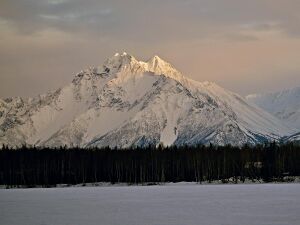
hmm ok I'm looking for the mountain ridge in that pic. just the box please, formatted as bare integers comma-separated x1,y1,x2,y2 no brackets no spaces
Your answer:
246,87,300,130
0,53,293,148
246,87,300,142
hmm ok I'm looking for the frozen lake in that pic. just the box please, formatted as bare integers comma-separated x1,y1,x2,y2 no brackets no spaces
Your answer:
0,183,299,225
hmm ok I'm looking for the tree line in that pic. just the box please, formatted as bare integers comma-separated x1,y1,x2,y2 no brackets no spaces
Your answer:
0,142,299,187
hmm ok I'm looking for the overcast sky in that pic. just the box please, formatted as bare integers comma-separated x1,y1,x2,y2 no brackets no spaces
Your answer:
0,0,300,97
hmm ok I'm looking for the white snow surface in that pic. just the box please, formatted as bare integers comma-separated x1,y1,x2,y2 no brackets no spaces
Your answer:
0,53,293,148
0,184,300,225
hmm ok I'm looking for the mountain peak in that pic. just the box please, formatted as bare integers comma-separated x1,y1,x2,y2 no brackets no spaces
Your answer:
99,53,186,82
147,55,170,68
0,52,294,148
114,52,130,57
110,51,135,61
145,55,187,82
101,52,138,74
150,55,163,61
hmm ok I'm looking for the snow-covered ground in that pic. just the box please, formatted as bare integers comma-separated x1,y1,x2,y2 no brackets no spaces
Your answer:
0,184,299,225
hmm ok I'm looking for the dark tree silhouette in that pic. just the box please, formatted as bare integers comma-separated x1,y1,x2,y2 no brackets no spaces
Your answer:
0,142,299,187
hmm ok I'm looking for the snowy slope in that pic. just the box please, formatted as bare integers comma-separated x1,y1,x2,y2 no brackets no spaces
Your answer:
282,132,300,142
246,87,300,130
0,53,293,148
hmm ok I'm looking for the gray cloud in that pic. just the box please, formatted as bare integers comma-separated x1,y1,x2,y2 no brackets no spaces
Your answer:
0,0,300,97
1,0,299,39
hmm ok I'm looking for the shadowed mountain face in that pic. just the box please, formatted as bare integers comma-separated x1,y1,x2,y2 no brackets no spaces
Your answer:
0,53,293,148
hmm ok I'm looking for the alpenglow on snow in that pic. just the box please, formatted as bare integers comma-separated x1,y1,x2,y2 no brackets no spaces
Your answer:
0,53,293,148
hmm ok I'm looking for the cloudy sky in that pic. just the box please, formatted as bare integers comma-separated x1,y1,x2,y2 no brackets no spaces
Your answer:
0,0,300,97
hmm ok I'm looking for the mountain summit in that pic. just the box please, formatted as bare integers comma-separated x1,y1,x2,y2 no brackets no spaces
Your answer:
0,53,293,148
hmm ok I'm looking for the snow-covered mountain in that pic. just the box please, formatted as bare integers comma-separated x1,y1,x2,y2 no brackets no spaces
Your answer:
246,87,300,130
282,132,300,143
246,87,300,142
0,53,293,148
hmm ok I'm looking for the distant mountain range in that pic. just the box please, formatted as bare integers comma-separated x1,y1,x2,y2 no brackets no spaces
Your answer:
246,87,300,142
246,87,300,129
0,53,297,148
